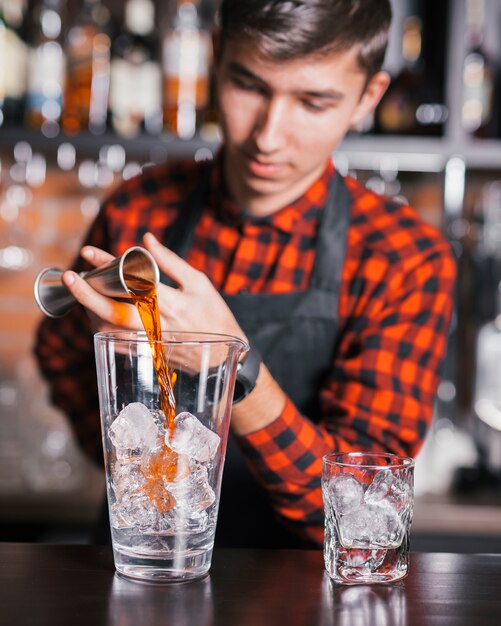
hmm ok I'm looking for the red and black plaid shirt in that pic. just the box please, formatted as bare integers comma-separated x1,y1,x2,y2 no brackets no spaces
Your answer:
35,154,456,545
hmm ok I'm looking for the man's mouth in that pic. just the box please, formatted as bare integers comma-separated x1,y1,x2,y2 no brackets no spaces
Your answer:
243,153,288,178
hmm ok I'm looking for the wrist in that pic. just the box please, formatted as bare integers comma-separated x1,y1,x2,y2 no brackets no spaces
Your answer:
231,363,287,436
232,343,262,404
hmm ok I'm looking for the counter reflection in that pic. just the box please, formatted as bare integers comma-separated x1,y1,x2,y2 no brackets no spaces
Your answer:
320,574,407,626
106,573,214,626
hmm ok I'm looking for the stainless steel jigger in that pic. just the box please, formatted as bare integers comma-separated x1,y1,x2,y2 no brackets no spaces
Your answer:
34,246,160,318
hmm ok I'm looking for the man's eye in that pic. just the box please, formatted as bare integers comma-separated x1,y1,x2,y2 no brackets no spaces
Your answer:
301,100,327,112
232,77,259,92
232,76,264,94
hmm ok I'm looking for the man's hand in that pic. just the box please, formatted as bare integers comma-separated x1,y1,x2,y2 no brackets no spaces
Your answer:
62,247,140,333
143,232,247,342
62,233,246,342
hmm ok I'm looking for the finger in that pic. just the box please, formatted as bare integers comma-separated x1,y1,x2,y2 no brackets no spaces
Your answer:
62,270,139,328
155,282,186,321
81,246,115,268
143,232,197,289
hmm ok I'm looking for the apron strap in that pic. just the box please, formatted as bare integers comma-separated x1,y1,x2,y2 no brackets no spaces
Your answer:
310,169,351,293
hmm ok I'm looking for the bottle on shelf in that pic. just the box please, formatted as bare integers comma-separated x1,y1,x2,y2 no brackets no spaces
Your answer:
474,280,501,465
161,0,212,139
109,0,162,138
374,3,448,136
24,0,66,137
480,181,501,262
62,0,112,136
0,0,29,128
461,0,497,139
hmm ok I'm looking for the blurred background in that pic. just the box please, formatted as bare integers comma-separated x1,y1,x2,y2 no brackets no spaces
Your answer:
1,0,501,551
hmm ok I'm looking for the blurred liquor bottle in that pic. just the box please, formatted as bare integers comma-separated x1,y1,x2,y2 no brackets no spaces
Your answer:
162,0,212,139
109,0,162,138
24,0,66,137
0,0,29,128
474,280,501,460
62,0,112,136
461,0,497,139
200,69,221,141
374,1,448,136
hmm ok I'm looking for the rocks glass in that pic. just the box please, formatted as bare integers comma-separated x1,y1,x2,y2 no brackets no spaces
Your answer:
94,330,248,583
322,452,414,584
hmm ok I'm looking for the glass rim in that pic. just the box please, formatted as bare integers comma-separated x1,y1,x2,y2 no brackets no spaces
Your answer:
94,330,249,350
322,451,414,470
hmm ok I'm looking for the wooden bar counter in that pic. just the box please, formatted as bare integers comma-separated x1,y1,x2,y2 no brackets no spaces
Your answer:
1,543,501,625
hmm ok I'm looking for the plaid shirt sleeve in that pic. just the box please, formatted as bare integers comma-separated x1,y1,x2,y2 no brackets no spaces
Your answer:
237,199,457,546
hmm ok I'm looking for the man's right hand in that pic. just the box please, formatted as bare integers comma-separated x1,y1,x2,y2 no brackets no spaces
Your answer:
62,246,142,334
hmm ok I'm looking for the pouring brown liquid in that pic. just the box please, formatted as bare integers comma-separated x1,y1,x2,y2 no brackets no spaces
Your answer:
130,293,177,429
126,275,187,511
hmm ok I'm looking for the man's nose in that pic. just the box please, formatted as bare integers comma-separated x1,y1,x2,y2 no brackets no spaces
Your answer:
253,98,288,154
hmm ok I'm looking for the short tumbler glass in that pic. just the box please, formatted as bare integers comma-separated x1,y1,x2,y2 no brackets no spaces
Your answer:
322,452,414,585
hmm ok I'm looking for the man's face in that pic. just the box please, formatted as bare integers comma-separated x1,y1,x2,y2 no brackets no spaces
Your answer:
215,40,388,215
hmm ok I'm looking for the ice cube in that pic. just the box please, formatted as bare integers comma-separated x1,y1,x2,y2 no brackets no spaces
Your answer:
112,461,146,501
379,506,406,546
110,492,160,531
150,409,167,438
339,505,404,549
364,470,411,513
142,445,190,484
109,402,160,455
141,477,177,514
329,473,364,515
339,507,377,548
160,509,209,534
168,464,216,514
165,412,220,462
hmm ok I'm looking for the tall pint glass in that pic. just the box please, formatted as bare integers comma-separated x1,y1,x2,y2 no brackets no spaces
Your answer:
94,331,248,583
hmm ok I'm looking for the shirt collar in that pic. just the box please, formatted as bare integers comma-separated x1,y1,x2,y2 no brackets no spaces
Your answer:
209,152,335,234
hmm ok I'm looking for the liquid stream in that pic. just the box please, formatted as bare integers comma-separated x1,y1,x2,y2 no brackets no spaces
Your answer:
126,276,186,510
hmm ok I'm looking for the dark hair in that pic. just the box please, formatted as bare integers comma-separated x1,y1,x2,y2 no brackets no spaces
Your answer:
219,0,392,77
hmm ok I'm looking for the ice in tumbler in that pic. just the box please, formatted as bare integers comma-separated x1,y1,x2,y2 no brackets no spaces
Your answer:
322,452,414,584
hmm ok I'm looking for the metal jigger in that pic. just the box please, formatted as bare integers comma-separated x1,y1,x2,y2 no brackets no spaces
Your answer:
34,246,160,318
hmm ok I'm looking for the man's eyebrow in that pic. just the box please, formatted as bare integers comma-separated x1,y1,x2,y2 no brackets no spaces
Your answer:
227,61,345,102
298,89,345,102
227,61,266,84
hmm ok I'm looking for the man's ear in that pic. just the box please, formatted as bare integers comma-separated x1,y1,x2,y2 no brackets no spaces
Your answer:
349,71,391,128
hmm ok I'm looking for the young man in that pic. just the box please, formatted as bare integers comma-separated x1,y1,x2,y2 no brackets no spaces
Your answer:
35,0,456,548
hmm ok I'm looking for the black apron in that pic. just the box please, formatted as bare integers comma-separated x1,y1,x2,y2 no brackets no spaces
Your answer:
162,163,351,549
